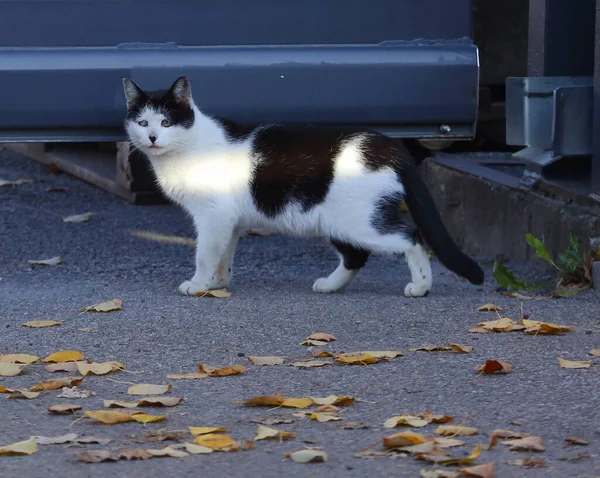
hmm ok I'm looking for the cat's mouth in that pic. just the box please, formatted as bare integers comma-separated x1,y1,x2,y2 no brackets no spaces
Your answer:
149,145,163,150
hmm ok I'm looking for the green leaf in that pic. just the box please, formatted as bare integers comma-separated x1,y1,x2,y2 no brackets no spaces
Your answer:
569,233,579,251
492,262,539,292
552,288,581,299
525,233,555,266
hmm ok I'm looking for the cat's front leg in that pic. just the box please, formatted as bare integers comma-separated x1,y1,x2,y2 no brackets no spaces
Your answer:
214,228,241,288
179,216,237,296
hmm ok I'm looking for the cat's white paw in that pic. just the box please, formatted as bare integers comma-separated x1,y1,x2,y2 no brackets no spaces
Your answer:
179,280,211,296
404,282,430,298
312,277,341,293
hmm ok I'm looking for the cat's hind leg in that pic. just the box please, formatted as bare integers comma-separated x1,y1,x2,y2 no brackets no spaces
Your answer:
403,241,433,297
312,240,370,293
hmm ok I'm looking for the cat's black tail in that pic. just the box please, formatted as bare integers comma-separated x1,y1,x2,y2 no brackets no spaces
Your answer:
399,155,485,285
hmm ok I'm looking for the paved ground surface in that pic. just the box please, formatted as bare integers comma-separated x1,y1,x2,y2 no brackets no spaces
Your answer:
1,148,599,478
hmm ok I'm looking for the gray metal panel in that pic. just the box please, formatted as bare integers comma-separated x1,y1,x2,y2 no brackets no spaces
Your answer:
0,41,479,142
0,0,471,47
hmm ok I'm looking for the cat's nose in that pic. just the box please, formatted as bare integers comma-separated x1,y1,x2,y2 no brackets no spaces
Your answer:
149,135,157,144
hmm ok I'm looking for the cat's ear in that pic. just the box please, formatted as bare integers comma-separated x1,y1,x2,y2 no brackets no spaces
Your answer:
122,78,146,109
169,76,192,105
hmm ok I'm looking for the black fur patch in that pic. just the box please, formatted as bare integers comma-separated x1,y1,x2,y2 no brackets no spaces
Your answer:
212,117,255,142
331,240,370,270
126,88,195,129
371,191,414,238
250,125,362,217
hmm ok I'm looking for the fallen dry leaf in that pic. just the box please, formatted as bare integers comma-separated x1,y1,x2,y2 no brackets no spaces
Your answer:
520,319,574,335
310,413,342,422
0,363,24,377
282,398,313,409
84,410,166,425
132,431,186,443
247,356,285,366
334,353,379,365
62,212,93,223
414,447,452,463
559,453,588,462
435,438,466,448
384,430,430,449
3,389,41,399
458,462,495,477
475,360,512,374
34,433,79,445
440,445,482,466
28,256,62,266
242,393,312,409
502,435,545,452
360,350,403,359
46,361,83,373
384,415,429,428
312,350,333,358
182,443,214,454
564,436,589,445
198,364,245,377
436,426,478,437
304,332,336,343
41,350,85,363
314,404,339,413
0,354,39,364
189,427,227,436
507,457,546,468
105,397,184,408
194,289,232,298
420,470,459,478
490,429,529,439
249,416,295,426
557,357,593,369
476,318,524,332
589,349,600,357
254,425,296,441
127,384,172,396
0,437,37,456
76,436,112,445
287,449,328,463
477,303,503,312
30,376,84,391
167,372,208,380
146,446,189,458
291,360,331,368
340,422,369,430
0,178,34,187
421,411,455,424
193,433,236,450
57,386,95,399
48,403,82,414
449,344,474,354
410,345,452,352
82,298,122,313
75,450,117,463
77,361,125,376
23,320,62,328
310,395,355,406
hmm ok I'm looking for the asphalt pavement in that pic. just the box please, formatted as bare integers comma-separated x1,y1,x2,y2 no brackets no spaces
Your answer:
1,147,599,478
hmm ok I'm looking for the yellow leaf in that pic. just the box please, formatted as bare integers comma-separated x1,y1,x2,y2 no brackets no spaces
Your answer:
198,364,245,377
449,344,474,354
5,389,41,399
183,443,214,454
310,395,355,406
475,360,512,374
409,345,452,352
360,350,403,359
477,318,524,332
131,413,166,424
435,438,466,448
63,212,93,223
299,339,329,346
82,298,122,312
310,412,342,422
0,363,24,377
23,320,62,328
435,426,478,437
502,435,545,452
477,303,503,312
0,354,39,364
167,373,208,380
307,332,337,342
384,415,429,428
77,361,125,376
314,404,340,413
28,256,62,266
137,397,183,407
459,462,496,477
127,384,172,395
490,429,530,439
288,449,328,463
421,411,455,424
441,445,481,466
189,427,227,436
557,357,593,369
243,393,285,407
193,433,236,450
194,289,232,298
311,350,333,358
520,319,574,335
384,431,430,449
41,350,85,363
291,361,331,368
84,410,137,424
48,403,82,414
0,437,37,456
281,398,313,409
247,356,285,366
146,446,188,458
254,425,296,441
589,349,600,357
334,353,379,365
30,376,83,391
104,400,139,409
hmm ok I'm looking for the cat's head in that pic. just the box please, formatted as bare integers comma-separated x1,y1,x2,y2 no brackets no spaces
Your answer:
122,76,195,157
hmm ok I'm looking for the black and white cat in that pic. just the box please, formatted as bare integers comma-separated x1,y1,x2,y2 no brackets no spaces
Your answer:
122,76,484,296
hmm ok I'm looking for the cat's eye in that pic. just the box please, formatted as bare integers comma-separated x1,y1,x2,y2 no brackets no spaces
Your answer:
161,119,171,128
138,120,148,127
